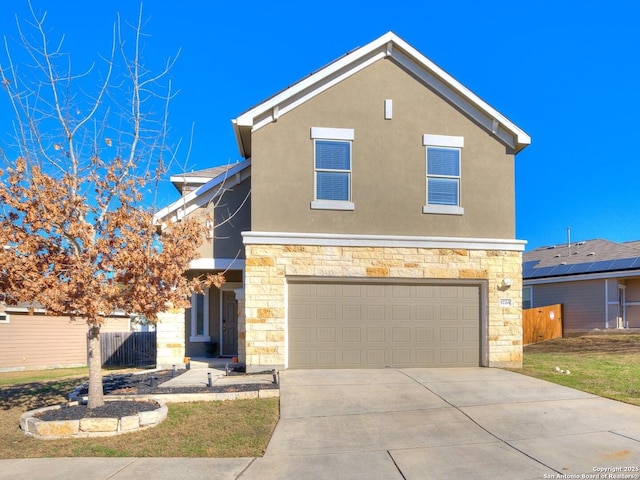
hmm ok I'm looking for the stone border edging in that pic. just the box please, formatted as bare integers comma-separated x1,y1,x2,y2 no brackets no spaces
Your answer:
112,388,280,403
20,398,168,439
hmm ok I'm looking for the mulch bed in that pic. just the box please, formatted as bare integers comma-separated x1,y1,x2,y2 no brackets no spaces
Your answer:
36,400,159,421
75,369,279,397
35,369,278,422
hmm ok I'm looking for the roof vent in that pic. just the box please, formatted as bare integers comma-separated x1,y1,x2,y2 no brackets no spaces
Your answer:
576,241,586,246
560,262,567,265
587,252,596,256
554,254,561,258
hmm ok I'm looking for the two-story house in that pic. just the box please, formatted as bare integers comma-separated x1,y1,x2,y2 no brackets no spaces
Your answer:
154,32,530,371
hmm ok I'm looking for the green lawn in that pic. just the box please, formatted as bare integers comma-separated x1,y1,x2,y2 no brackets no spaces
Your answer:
0,367,279,458
516,334,640,406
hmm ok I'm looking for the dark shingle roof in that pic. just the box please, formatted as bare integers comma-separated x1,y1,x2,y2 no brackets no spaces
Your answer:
523,239,640,279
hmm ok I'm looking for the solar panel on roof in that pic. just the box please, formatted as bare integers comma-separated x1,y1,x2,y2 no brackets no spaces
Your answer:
567,263,590,274
610,258,638,270
586,260,614,272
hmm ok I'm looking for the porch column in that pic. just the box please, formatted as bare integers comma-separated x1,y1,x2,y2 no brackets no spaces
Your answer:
155,308,187,369
234,288,246,364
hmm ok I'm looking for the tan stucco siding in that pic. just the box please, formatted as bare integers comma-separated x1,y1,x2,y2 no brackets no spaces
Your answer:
243,244,523,369
531,280,606,332
250,58,515,239
0,314,129,371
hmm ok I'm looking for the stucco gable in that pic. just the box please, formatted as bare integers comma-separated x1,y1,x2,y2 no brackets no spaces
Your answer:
154,159,251,228
232,31,530,159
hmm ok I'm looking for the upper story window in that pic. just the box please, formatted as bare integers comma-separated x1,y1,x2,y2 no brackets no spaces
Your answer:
423,134,464,215
310,127,355,211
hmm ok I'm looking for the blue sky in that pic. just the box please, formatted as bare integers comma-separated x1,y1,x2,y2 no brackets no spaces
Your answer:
1,0,639,251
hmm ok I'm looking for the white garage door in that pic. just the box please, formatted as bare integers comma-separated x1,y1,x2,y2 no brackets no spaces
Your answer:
288,282,481,368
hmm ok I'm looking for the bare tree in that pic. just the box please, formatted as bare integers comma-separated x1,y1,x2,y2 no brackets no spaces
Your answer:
0,3,221,408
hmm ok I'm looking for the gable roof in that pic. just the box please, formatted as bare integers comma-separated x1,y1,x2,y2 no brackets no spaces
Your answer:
154,159,251,228
232,31,531,159
523,239,640,280
170,165,236,194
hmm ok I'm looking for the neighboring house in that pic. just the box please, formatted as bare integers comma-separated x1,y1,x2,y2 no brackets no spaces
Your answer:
523,239,640,334
154,31,531,370
0,305,130,371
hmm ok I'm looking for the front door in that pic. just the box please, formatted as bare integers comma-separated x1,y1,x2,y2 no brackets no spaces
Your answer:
221,291,238,356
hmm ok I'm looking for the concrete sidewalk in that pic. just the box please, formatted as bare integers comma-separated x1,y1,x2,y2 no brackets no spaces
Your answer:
2,368,640,480
157,357,277,390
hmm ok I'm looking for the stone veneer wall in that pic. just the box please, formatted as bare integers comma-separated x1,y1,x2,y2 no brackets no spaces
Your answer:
243,245,523,370
155,309,187,369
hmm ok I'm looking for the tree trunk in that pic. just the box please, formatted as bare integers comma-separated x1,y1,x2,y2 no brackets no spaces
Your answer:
87,325,104,408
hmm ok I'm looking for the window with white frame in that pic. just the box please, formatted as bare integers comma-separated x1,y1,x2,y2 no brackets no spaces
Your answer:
189,290,210,342
310,127,355,211
423,134,464,215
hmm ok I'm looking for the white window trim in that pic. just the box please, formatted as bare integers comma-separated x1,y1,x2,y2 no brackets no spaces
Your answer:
311,127,354,141
311,200,355,211
0,312,9,324
311,127,355,210
422,204,464,215
189,290,210,342
423,134,464,215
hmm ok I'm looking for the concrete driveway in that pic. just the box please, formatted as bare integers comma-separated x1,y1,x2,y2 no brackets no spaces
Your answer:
243,368,640,480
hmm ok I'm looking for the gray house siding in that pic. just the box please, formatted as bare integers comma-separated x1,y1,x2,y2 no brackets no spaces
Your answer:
531,279,605,333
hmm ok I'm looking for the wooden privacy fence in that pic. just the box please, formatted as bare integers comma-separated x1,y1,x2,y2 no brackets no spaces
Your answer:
523,304,563,345
100,331,156,367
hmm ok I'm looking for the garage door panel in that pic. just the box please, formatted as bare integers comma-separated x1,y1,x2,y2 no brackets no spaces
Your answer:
316,351,336,365
366,285,386,298
289,350,311,367
366,327,385,342
462,327,479,342
391,349,411,364
289,327,311,343
392,285,412,298
392,327,411,342
288,282,480,368
316,284,337,297
392,305,411,320
341,350,361,365
416,349,435,364
366,305,385,321
439,350,460,364
316,327,336,342
342,284,361,297
440,306,458,321
343,305,362,320
342,327,361,342
416,327,435,343
416,305,434,320
366,350,385,365
438,327,459,343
